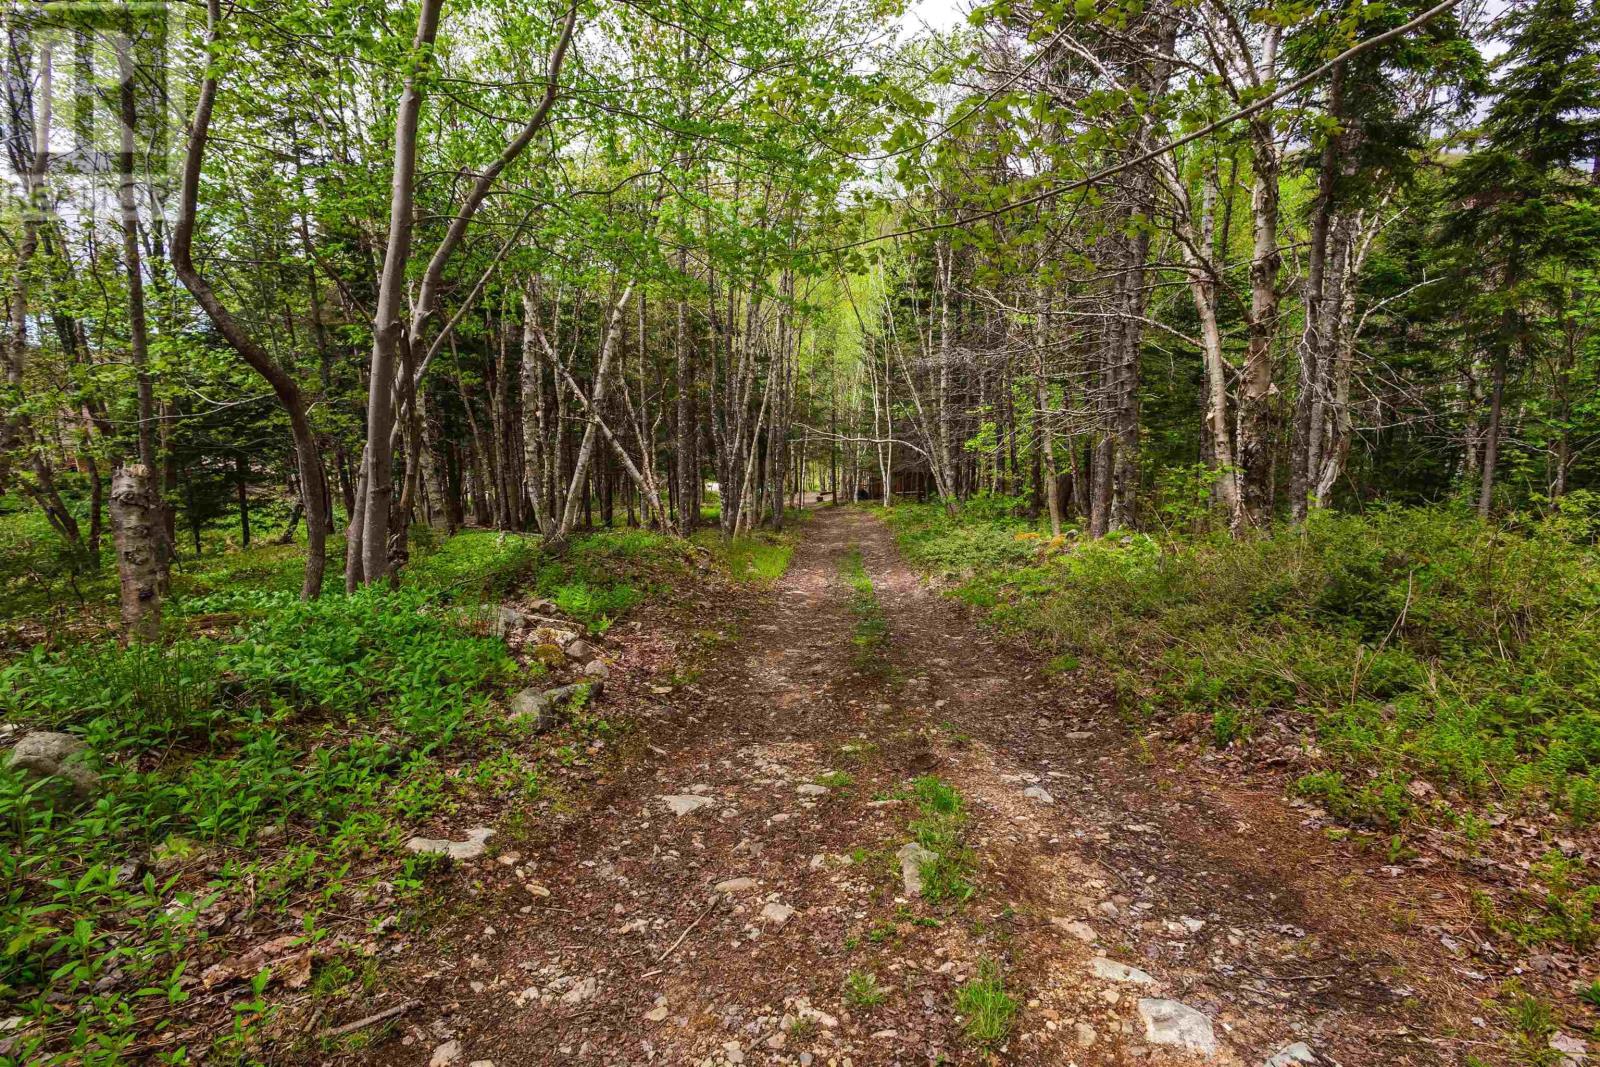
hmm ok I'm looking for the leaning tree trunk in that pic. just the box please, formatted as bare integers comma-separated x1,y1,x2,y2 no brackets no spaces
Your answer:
111,465,163,641
174,0,328,598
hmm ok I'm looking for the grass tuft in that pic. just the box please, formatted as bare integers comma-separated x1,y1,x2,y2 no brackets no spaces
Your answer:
843,968,887,1008
841,547,888,664
955,958,1019,1046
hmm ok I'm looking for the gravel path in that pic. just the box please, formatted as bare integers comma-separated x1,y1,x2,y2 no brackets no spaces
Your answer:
362,508,1480,1066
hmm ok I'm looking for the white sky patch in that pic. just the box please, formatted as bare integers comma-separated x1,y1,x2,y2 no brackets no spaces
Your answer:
897,0,971,37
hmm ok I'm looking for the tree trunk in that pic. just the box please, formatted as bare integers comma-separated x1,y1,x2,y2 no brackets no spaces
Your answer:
1236,29,1284,529
111,465,162,641
355,0,444,585
235,454,251,547
173,0,327,598
1478,342,1507,519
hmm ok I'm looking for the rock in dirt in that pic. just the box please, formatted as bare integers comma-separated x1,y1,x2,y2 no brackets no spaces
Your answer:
429,1040,462,1067
1022,784,1055,804
790,997,838,1029
661,794,714,816
564,638,596,661
560,976,597,1005
715,877,756,893
1091,956,1156,985
582,660,609,682
796,783,828,797
509,682,599,731
1264,1043,1318,1066
1550,1033,1587,1067
7,731,98,801
1051,917,1097,942
760,902,795,927
406,827,494,861
1138,998,1218,1057
532,626,579,649
896,842,939,897
492,607,526,638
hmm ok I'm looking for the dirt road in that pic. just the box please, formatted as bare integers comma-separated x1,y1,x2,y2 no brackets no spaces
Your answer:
367,508,1482,1066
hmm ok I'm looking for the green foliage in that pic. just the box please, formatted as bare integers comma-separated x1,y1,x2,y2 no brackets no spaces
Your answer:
843,968,887,1008
890,503,1600,839
908,775,976,905
529,527,691,633
842,548,889,663
1499,980,1561,1066
404,530,541,600
1477,850,1600,952
954,958,1019,1046
0,523,680,1063
695,529,798,584
884,496,1039,580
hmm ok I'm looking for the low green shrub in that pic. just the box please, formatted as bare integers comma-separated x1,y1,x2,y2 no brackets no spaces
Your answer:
908,775,976,904
890,498,1600,957
0,521,692,1063
887,500,1600,829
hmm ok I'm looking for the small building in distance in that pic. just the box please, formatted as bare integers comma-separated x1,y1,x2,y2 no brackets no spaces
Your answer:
859,452,936,501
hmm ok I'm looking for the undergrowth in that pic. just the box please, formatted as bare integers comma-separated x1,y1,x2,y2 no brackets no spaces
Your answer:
885,492,1600,953
693,524,802,584
0,523,696,1064
888,495,1600,830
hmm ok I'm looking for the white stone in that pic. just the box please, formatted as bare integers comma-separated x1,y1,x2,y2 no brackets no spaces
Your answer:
1138,998,1217,1057
1091,956,1156,985
896,842,939,897
405,827,494,861
660,794,713,816
715,877,757,893
760,902,795,927
560,976,597,1005
429,1041,462,1067
1550,1033,1587,1067
1023,785,1055,804
796,783,829,797
1264,1043,1318,1067
1051,917,1097,942
791,998,838,1028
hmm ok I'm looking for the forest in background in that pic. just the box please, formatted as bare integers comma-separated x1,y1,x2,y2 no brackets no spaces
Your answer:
1,0,1595,611
4,0,1600,1061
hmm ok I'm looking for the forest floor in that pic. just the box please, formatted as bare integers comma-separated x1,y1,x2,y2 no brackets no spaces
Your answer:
356,507,1506,1067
